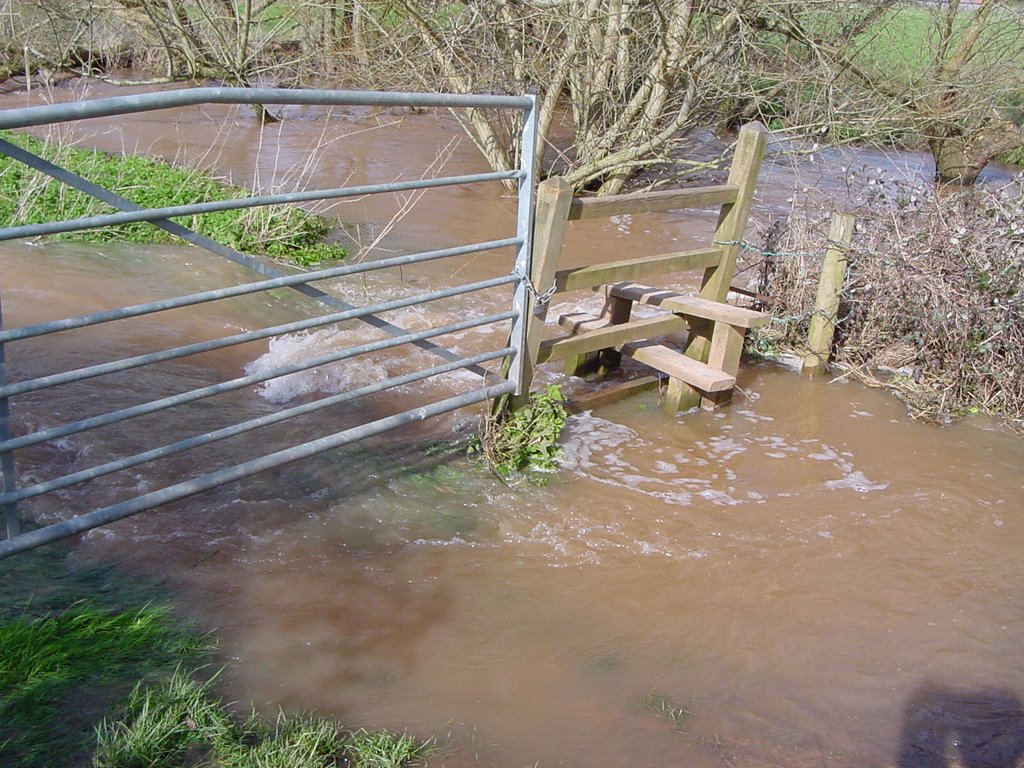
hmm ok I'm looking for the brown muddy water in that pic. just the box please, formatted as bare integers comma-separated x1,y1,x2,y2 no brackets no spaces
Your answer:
2,81,1024,768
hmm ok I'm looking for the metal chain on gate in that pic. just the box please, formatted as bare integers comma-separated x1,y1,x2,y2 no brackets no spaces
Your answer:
513,269,558,306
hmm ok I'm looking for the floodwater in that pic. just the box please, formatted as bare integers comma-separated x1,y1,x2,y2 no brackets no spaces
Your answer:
2,80,1024,768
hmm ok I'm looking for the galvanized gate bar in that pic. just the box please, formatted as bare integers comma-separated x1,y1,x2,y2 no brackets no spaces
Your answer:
0,381,517,559
0,295,17,538
0,87,540,556
1,273,520,399
0,137,491,377
506,90,539,395
0,236,520,345
0,87,534,130
0,346,515,506
1,304,519,454
0,170,522,242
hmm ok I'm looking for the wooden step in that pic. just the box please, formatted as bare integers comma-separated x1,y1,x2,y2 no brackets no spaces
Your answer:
558,311,611,335
602,282,769,329
621,340,735,392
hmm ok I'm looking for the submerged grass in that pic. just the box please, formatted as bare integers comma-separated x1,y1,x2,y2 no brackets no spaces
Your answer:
0,544,433,768
0,130,347,267
638,690,694,729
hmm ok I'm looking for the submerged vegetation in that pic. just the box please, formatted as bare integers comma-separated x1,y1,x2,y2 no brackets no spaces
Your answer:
0,545,431,768
471,385,569,481
638,690,694,730
0,130,347,266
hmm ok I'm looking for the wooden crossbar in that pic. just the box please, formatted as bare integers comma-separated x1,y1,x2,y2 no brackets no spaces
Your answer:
537,314,688,364
554,247,722,293
567,184,739,221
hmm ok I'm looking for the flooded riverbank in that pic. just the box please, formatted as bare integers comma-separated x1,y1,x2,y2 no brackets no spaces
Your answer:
1,80,1022,767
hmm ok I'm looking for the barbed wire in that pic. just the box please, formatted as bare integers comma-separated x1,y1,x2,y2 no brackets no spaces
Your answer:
713,238,852,259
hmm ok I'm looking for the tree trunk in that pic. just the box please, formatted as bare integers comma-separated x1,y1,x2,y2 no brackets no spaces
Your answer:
930,119,1024,185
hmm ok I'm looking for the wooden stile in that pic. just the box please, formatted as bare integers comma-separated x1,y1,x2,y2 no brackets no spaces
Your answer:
507,122,768,417
538,314,688,364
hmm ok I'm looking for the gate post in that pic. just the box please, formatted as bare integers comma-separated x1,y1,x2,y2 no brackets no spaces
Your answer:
507,177,573,411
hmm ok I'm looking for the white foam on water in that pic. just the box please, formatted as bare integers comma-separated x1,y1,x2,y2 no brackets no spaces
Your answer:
247,327,390,403
823,470,890,493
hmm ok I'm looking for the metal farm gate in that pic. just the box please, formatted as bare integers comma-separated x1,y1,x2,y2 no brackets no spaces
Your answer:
0,88,539,557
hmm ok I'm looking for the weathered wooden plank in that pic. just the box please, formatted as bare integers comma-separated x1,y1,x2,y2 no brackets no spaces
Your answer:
566,376,664,413
621,341,736,392
537,314,688,364
598,294,633,372
554,247,722,293
558,312,607,376
558,312,610,334
803,212,854,376
603,281,769,329
701,322,746,410
567,184,739,221
662,376,692,416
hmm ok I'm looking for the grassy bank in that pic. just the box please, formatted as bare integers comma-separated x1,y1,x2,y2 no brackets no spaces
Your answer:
0,130,347,267
0,544,431,768
748,176,1024,430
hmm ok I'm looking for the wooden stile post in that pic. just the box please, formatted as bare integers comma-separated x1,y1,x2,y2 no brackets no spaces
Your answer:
699,123,769,304
802,212,854,376
675,122,768,412
508,176,573,411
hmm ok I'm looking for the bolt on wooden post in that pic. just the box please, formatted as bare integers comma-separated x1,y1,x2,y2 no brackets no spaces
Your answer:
802,212,854,376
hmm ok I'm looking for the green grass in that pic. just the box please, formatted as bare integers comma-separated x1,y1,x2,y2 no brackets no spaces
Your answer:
850,6,1024,81
94,671,433,768
93,669,233,768
345,727,434,768
0,545,210,767
0,130,347,267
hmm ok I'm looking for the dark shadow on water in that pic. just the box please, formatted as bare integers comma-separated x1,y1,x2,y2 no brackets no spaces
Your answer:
898,685,1024,768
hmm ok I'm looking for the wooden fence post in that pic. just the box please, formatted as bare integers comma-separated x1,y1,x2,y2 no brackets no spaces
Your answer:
508,176,573,411
802,212,854,376
676,122,767,411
